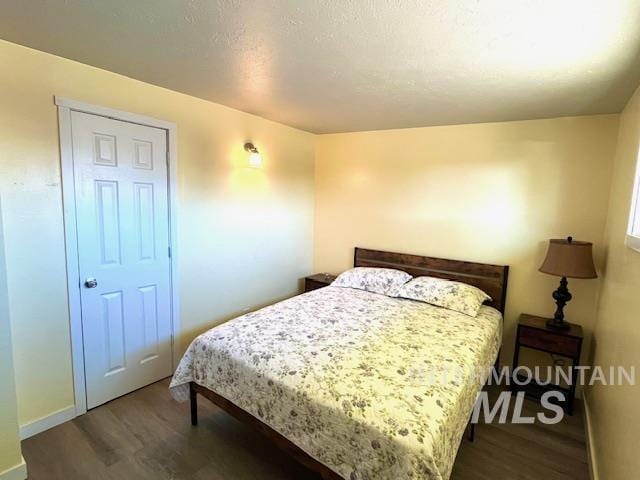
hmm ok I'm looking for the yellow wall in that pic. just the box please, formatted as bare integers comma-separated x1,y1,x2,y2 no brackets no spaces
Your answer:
586,86,640,480
0,199,26,478
314,116,619,366
0,40,315,427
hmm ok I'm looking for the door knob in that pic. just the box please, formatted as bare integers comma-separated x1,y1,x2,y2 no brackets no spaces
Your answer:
84,278,98,288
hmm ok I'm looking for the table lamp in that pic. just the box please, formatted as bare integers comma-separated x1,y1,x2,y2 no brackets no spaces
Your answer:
539,236,597,330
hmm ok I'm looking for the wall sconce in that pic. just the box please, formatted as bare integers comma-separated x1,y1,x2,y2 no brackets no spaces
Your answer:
244,142,262,168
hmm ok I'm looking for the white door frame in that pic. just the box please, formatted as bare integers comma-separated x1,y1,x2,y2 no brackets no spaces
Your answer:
55,96,180,416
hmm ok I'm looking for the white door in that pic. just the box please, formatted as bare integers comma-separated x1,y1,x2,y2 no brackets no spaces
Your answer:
71,111,173,409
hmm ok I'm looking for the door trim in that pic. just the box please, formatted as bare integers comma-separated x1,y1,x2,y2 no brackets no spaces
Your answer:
55,96,180,416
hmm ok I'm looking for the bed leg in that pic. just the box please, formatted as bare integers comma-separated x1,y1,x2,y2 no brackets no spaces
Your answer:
468,422,475,442
190,382,198,426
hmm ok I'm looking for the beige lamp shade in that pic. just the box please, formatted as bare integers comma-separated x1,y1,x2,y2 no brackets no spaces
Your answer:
539,237,597,279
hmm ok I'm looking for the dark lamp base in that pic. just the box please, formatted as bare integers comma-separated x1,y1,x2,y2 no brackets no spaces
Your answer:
548,276,572,331
546,318,571,331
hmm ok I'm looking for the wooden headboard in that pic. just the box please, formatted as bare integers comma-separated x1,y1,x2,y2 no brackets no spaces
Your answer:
354,247,509,314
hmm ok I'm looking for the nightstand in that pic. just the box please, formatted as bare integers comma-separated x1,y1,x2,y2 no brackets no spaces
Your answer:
304,273,336,292
512,313,583,415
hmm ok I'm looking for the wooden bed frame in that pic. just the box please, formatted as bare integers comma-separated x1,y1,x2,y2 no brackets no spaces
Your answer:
353,247,509,314
189,247,509,479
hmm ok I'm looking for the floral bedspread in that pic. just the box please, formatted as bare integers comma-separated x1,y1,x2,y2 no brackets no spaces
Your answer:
170,286,502,480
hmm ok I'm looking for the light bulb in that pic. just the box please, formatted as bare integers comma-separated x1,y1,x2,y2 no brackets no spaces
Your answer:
249,152,262,167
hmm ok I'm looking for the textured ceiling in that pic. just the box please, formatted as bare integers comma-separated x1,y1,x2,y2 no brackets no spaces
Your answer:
1,1,640,133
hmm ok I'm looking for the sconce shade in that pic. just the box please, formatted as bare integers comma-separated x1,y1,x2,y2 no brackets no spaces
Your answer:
244,142,258,153
244,142,262,167
539,238,597,279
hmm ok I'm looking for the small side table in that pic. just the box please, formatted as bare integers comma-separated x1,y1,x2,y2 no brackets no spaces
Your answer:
304,273,336,292
512,313,583,415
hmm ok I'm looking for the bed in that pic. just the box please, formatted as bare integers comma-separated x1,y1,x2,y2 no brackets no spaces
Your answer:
170,248,509,480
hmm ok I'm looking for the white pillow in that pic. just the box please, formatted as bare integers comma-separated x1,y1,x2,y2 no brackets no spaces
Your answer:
331,267,412,296
397,276,491,317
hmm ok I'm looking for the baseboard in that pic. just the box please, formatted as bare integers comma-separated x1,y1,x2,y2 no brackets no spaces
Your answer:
0,457,27,480
19,404,76,440
582,395,599,480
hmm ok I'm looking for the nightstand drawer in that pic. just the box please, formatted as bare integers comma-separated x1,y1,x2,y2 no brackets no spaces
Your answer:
304,273,337,293
519,326,581,357
304,279,328,292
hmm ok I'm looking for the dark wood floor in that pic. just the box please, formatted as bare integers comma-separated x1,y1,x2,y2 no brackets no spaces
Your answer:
22,379,589,479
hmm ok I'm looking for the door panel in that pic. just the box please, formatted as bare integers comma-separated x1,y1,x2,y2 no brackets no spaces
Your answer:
101,290,126,374
134,182,156,261
139,284,160,363
71,111,172,409
95,180,122,265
